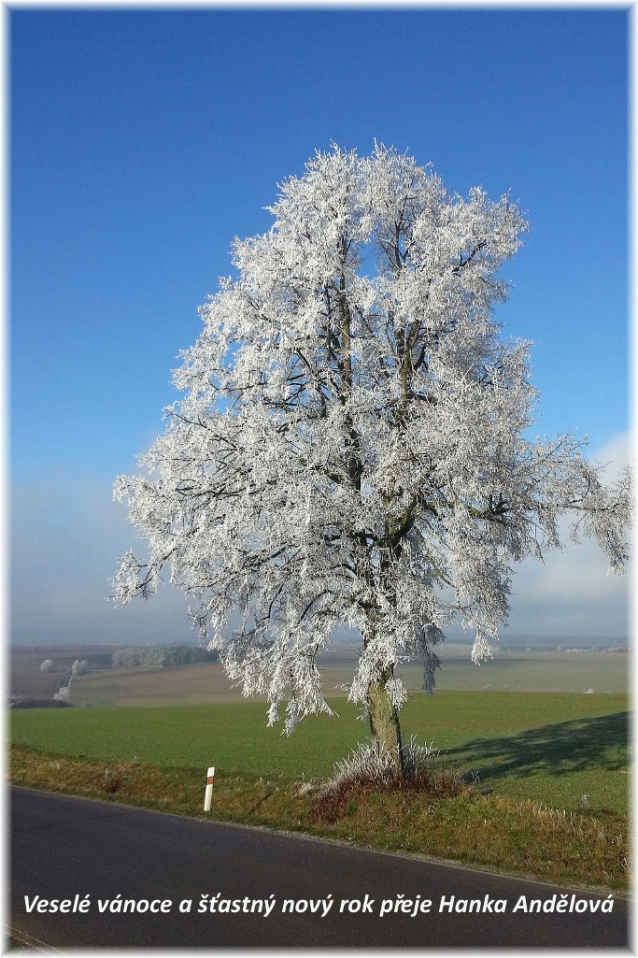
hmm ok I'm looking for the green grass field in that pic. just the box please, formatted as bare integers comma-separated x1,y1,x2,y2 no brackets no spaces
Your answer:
11,690,629,814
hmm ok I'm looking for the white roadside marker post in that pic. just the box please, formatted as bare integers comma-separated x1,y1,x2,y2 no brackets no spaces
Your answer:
204,766,215,811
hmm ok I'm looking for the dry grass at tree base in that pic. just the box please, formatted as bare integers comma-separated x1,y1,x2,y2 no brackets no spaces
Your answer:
309,769,472,825
308,740,474,824
11,743,627,893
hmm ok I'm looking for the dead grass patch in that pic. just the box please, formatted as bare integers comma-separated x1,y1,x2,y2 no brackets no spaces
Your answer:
310,766,470,824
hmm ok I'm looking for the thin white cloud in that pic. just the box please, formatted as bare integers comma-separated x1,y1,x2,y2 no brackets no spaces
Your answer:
504,433,630,638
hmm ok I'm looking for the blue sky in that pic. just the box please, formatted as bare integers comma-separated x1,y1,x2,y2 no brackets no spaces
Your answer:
11,7,629,645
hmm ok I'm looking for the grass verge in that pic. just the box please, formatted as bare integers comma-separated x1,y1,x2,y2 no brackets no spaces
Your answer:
11,743,627,893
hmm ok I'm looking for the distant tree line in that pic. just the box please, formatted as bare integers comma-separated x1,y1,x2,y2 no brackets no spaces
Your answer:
111,645,218,669
40,658,88,674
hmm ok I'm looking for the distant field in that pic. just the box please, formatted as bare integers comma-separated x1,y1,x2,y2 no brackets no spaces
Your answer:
61,650,629,708
69,661,249,707
11,691,629,814
401,650,628,694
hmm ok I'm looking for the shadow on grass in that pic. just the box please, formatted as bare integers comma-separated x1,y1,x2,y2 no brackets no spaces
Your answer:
441,711,629,785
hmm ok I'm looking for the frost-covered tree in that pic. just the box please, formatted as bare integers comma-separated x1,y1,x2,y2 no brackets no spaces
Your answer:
113,145,630,769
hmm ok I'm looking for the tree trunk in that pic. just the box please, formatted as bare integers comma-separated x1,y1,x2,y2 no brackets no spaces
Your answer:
367,673,404,775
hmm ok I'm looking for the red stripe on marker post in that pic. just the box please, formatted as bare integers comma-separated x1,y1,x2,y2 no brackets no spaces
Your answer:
204,766,215,811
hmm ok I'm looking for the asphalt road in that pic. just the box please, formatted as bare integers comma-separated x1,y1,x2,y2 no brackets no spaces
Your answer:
11,787,629,948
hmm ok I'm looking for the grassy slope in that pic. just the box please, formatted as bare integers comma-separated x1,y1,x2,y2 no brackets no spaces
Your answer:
10,740,627,891
11,691,629,813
